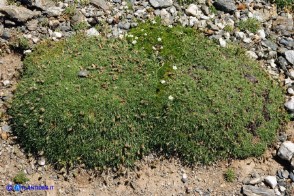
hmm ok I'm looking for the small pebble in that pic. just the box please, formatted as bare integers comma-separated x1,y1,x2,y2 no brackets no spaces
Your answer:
182,173,188,183
38,156,46,166
78,70,89,77
2,80,10,86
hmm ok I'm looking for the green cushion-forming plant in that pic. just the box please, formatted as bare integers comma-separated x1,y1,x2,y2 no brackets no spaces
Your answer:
9,21,287,169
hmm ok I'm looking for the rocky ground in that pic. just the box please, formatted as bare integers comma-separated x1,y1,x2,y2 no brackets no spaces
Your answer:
0,0,294,195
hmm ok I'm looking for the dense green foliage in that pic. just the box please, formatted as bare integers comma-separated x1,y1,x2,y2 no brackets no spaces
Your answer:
237,18,261,33
9,21,287,169
272,0,294,10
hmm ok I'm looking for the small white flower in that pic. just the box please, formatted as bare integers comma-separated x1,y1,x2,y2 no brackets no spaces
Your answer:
152,46,157,50
135,36,138,40
168,25,173,28
160,46,163,49
157,37,162,42
160,80,166,84
128,34,134,38
172,66,177,70
151,20,157,24
168,95,174,101
132,40,137,45
144,33,147,36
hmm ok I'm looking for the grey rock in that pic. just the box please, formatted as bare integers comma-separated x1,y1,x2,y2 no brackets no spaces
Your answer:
0,24,3,36
23,0,55,11
280,39,294,48
118,22,131,30
4,20,15,26
277,141,294,160
1,125,11,132
0,6,40,23
289,172,294,182
0,0,7,6
277,56,288,69
26,19,38,31
273,16,293,32
213,0,236,14
264,176,277,188
277,170,283,179
86,27,99,36
160,9,173,25
291,158,294,168
242,185,275,196
90,0,109,11
38,156,46,166
59,22,71,32
71,11,87,26
278,132,287,142
282,170,289,178
186,4,201,17
262,40,278,51
252,9,273,22
78,70,89,77
130,22,138,28
246,51,258,59
1,30,11,40
285,50,294,65
249,177,263,185
44,6,63,17
201,5,210,16
149,0,173,8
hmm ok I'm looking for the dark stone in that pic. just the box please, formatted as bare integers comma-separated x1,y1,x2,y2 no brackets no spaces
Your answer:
262,40,278,51
213,0,236,14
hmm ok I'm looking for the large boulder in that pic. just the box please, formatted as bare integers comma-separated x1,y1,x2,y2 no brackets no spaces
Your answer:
0,6,40,23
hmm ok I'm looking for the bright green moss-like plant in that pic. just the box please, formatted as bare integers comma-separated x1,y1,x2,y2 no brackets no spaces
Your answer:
224,168,236,182
13,172,29,184
9,20,287,169
237,18,261,33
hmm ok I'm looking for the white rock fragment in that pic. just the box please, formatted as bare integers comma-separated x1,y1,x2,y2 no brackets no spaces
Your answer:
235,31,245,39
285,50,294,65
181,173,188,183
2,80,10,86
275,188,281,196
279,186,286,192
243,37,251,43
288,88,294,95
277,141,294,160
248,12,253,18
257,29,266,40
32,37,39,43
38,156,46,166
86,27,100,37
219,38,226,47
24,50,32,54
269,59,276,68
52,31,62,38
264,176,277,189
284,78,293,86
246,51,258,59
186,4,201,17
